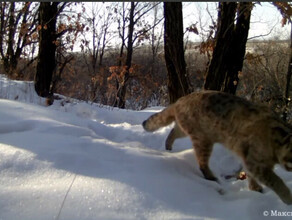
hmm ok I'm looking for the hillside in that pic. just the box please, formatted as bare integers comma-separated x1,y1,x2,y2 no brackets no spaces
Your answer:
0,75,291,220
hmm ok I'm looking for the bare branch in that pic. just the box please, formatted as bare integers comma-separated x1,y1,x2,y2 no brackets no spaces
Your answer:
248,21,278,40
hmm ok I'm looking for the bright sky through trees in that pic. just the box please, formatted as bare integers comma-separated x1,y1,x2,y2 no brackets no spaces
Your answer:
76,2,290,52
183,2,290,42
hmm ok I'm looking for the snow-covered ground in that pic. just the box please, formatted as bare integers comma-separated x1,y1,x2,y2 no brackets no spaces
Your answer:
0,74,291,220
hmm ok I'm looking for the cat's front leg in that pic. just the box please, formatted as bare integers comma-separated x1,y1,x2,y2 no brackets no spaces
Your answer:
247,165,292,205
192,139,218,182
247,175,263,193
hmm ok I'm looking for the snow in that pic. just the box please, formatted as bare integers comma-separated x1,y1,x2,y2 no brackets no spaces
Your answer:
0,74,291,220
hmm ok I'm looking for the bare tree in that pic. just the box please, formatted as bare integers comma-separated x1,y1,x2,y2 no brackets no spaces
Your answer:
149,2,163,76
114,2,161,108
273,2,292,121
80,2,115,101
35,2,63,97
35,2,84,99
204,2,253,95
81,3,114,71
0,2,38,77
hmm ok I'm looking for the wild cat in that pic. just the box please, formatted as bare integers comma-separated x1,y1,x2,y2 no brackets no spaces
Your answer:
142,90,292,204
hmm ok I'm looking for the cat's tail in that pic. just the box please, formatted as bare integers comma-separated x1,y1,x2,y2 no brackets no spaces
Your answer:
142,105,176,132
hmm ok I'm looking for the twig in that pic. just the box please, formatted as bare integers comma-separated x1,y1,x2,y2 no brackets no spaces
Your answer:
248,21,278,41
55,173,78,220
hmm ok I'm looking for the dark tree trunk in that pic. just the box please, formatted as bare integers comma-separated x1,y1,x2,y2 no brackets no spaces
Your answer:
6,2,16,76
35,2,59,97
118,43,125,67
3,2,18,76
224,2,252,94
164,2,191,104
117,2,126,67
204,2,237,93
204,2,252,95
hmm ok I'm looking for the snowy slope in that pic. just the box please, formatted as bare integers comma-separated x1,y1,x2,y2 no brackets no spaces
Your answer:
0,75,291,220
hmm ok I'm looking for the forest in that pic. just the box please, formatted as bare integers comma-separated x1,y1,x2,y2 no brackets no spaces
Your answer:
0,2,292,119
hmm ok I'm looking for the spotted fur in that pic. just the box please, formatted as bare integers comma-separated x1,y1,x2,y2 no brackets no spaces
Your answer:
142,90,292,204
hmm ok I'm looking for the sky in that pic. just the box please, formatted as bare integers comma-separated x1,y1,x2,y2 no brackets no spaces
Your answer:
183,2,290,42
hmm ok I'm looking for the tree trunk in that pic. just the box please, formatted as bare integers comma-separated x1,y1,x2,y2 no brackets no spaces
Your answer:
5,2,15,75
223,2,252,94
204,2,252,95
4,2,18,76
204,2,237,93
35,2,58,97
117,2,126,67
164,2,191,104
283,21,292,121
